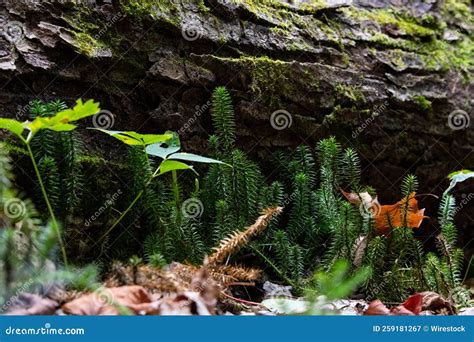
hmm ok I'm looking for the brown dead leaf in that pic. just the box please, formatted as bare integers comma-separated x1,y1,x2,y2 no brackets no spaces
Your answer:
365,293,424,316
364,299,391,315
156,265,219,315
352,235,368,267
4,293,58,315
62,286,156,315
420,291,455,315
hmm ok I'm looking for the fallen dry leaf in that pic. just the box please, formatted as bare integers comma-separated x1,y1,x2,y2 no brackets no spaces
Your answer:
420,291,455,315
365,293,426,316
401,293,423,315
342,190,427,235
364,299,391,315
352,235,368,267
4,293,58,315
374,192,427,235
62,285,156,315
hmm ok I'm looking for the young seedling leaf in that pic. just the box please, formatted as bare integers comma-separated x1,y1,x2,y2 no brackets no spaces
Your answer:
125,131,174,146
26,99,99,134
145,131,181,158
157,160,196,176
94,129,173,146
445,169,474,194
0,118,24,138
146,143,180,159
168,152,227,165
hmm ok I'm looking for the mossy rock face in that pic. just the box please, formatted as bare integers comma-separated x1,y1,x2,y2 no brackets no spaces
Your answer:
0,0,472,225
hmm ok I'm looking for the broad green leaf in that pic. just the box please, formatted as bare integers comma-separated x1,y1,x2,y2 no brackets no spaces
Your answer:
444,169,474,194
448,169,474,179
27,99,99,134
168,152,226,165
54,99,100,122
93,129,142,145
42,123,77,132
145,131,181,158
0,118,24,138
146,143,180,159
26,117,76,134
94,129,173,146
157,160,196,176
124,131,173,146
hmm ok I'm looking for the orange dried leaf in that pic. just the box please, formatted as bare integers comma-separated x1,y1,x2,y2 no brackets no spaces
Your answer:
342,190,428,235
374,192,427,235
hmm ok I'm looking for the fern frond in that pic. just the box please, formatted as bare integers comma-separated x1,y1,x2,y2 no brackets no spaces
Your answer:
211,87,235,153
208,207,282,265
341,148,361,192
289,145,316,187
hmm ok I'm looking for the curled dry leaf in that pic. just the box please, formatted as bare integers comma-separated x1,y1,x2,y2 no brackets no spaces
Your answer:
401,293,423,315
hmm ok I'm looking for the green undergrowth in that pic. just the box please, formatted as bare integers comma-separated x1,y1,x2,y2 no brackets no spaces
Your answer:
1,92,471,306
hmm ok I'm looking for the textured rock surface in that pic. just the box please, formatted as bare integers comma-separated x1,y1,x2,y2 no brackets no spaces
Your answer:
0,0,472,246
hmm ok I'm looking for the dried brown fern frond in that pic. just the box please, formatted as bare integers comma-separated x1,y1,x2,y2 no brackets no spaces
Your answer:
211,265,261,283
208,207,283,265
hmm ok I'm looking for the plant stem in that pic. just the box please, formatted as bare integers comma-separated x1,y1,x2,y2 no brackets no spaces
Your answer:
26,143,68,266
171,169,181,210
98,186,146,244
250,245,299,290
98,163,158,244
